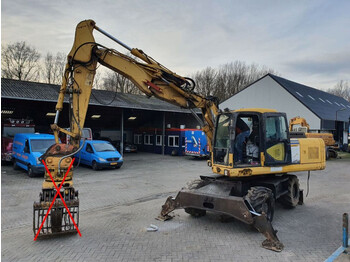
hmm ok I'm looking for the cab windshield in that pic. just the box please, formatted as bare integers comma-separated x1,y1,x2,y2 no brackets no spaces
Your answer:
214,114,231,148
93,143,116,152
213,114,231,165
30,139,56,152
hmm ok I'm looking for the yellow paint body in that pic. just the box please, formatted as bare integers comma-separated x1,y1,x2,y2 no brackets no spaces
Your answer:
212,138,326,177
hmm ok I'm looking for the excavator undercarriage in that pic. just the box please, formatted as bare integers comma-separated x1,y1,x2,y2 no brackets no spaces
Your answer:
159,174,304,252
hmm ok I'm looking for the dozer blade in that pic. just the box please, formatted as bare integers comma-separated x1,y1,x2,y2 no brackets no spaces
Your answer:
33,189,79,238
159,184,284,252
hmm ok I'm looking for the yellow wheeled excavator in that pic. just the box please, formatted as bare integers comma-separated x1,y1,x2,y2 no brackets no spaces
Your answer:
34,20,326,252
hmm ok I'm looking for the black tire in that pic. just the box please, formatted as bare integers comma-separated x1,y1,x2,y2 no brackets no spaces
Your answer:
245,186,275,222
13,159,20,170
279,175,300,208
92,161,99,171
184,208,206,217
185,179,209,190
326,148,329,160
27,165,35,177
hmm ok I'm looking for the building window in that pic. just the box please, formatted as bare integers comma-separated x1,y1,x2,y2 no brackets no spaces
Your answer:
296,92,303,97
156,135,163,146
134,134,142,145
168,136,179,147
319,98,325,103
144,134,153,145
308,95,315,100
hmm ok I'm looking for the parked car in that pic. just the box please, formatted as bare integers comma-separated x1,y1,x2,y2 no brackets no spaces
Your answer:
75,140,123,170
12,133,56,177
124,143,137,153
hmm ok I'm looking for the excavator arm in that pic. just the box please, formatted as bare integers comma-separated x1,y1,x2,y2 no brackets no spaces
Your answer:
289,116,310,132
53,20,218,150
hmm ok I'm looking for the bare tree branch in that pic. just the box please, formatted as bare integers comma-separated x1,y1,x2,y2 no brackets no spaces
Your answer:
193,61,278,102
43,52,66,84
1,41,41,81
327,80,350,102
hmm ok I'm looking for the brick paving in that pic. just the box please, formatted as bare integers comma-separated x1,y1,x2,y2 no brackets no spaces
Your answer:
2,152,350,261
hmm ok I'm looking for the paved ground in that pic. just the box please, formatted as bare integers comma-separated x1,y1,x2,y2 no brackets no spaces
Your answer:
2,152,350,261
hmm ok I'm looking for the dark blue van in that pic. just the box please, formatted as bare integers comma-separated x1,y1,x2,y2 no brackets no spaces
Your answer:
12,133,56,177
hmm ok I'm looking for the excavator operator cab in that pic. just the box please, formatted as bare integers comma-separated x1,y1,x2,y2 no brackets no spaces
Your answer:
212,109,292,168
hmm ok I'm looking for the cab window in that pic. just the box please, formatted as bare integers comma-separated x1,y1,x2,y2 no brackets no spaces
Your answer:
24,140,30,153
266,116,288,141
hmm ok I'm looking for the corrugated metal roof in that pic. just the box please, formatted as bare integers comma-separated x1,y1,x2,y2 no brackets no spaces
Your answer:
269,74,350,121
1,78,194,113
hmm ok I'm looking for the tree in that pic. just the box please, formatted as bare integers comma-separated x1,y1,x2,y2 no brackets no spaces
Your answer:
327,80,350,102
193,61,278,102
193,67,217,97
43,52,66,84
102,71,141,95
1,41,41,81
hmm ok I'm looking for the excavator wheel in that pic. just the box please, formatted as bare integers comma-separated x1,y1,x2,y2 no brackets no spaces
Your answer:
184,179,210,218
328,148,338,159
279,175,300,208
245,186,275,222
184,179,209,190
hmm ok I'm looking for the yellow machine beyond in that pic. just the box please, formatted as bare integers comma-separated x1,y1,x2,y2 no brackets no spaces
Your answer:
34,20,326,252
289,116,337,159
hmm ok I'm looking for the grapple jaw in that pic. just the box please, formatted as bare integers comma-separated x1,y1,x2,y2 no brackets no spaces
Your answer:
33,188,79,238
159,183,284,252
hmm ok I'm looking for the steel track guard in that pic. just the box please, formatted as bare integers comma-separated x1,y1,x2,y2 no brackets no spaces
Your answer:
158,188,284,252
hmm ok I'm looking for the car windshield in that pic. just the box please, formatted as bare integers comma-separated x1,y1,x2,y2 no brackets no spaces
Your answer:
30,139,55,152
93,143,116,152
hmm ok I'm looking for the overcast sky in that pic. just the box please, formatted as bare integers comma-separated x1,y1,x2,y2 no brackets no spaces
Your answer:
2,0,349,90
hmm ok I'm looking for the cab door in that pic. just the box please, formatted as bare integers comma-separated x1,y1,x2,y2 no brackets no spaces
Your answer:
263,113,291,166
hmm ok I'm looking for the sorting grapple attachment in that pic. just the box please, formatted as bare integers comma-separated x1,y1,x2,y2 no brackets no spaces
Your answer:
33,188,79,238
159,179,284,252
